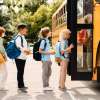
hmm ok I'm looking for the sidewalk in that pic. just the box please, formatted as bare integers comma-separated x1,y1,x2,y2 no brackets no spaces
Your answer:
0,55,100,100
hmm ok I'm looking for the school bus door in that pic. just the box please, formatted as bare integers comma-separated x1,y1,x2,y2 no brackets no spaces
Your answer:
67,0,93,80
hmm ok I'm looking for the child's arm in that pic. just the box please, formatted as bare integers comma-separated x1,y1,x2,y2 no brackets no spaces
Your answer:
60,41,66,55
39,40,55,55
65,44,74,53
39,48,55,55
16,36,30,55
61,44,74,54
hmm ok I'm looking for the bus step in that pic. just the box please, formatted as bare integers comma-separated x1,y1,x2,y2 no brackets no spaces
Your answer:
97,67,100,82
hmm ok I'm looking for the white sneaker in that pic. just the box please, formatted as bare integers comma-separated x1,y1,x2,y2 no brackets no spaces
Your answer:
43,87,53,91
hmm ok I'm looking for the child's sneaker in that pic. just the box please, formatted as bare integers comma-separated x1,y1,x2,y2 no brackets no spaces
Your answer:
43,87,53,91
59,86,67,92
18,88,28,93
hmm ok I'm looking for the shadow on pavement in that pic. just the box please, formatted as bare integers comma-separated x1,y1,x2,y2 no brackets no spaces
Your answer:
6,93,32,100
67,81,100,100
36,91,60,100
36,91,73,100
81,81,100,93
0,91,7,100
60,91,74,100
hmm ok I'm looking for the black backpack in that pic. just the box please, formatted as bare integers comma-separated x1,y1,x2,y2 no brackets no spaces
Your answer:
33,39,47,61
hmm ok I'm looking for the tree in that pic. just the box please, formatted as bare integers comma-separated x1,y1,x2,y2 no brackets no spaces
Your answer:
0,12,10,26
24,0,48,13
50,0,64,13
1,0,64,42
26,0,63,42
26,5,52,42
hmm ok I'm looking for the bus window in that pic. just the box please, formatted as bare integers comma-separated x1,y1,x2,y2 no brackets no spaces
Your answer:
77,29,92,72
77,0,93,24
95,0,100,3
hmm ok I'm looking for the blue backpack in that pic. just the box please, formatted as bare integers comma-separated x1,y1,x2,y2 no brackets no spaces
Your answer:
55,41,62,63
6,35,23,59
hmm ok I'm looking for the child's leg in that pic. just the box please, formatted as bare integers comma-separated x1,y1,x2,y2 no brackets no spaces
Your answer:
64,60,68,83
47,61,52,85
59,60,68,88
0,64,7,89
42,61,49,87
2,64,7,87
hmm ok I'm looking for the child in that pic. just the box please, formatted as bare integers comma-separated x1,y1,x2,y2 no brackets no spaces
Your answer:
39,27,55,90
15,24,30,93
59,29,74,91
0,26,7,91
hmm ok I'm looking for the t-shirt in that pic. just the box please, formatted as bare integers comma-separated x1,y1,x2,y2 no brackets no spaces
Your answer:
39,38,51,61
60,39,69,60
15,34,28,60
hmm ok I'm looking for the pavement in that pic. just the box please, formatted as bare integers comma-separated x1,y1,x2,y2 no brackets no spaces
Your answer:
0,55,100,100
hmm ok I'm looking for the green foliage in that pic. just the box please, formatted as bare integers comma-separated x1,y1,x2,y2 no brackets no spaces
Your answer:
0,13,10,26
24,0,48,13
27,5,52,41
50,0,64,13
1,0,64,42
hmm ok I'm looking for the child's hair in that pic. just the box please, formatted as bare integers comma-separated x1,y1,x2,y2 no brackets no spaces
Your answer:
59,29,71,41
0,26,5,37
40,27,50,38
17,23,27,30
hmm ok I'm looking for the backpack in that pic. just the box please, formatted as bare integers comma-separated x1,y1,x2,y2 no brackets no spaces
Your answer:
55,41,62,64
33,39,47,61
6,35,23,59
55,41,72,75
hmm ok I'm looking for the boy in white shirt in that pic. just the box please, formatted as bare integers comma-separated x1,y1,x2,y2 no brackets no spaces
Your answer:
15,24,30,93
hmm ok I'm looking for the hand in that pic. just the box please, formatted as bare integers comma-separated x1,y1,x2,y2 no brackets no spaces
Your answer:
70,44,74,49
66,47,71,53
67,49,72,53
3,54,7,61
51,51,55,55
24,49,31,55
66,48,72,53
47,50,55,55
61,51,65,55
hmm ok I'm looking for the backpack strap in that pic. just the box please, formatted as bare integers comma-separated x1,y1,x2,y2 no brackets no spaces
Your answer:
14,35,24,47
41,39,47,51
20,36,24,47
59,41,65,58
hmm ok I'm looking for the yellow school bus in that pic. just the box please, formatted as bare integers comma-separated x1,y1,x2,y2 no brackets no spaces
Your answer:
52,0,100,81
52,0,84,46
93,0,100,81
52,0,67,45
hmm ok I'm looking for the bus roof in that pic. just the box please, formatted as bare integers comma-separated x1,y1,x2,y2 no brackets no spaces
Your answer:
52,0,67,18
